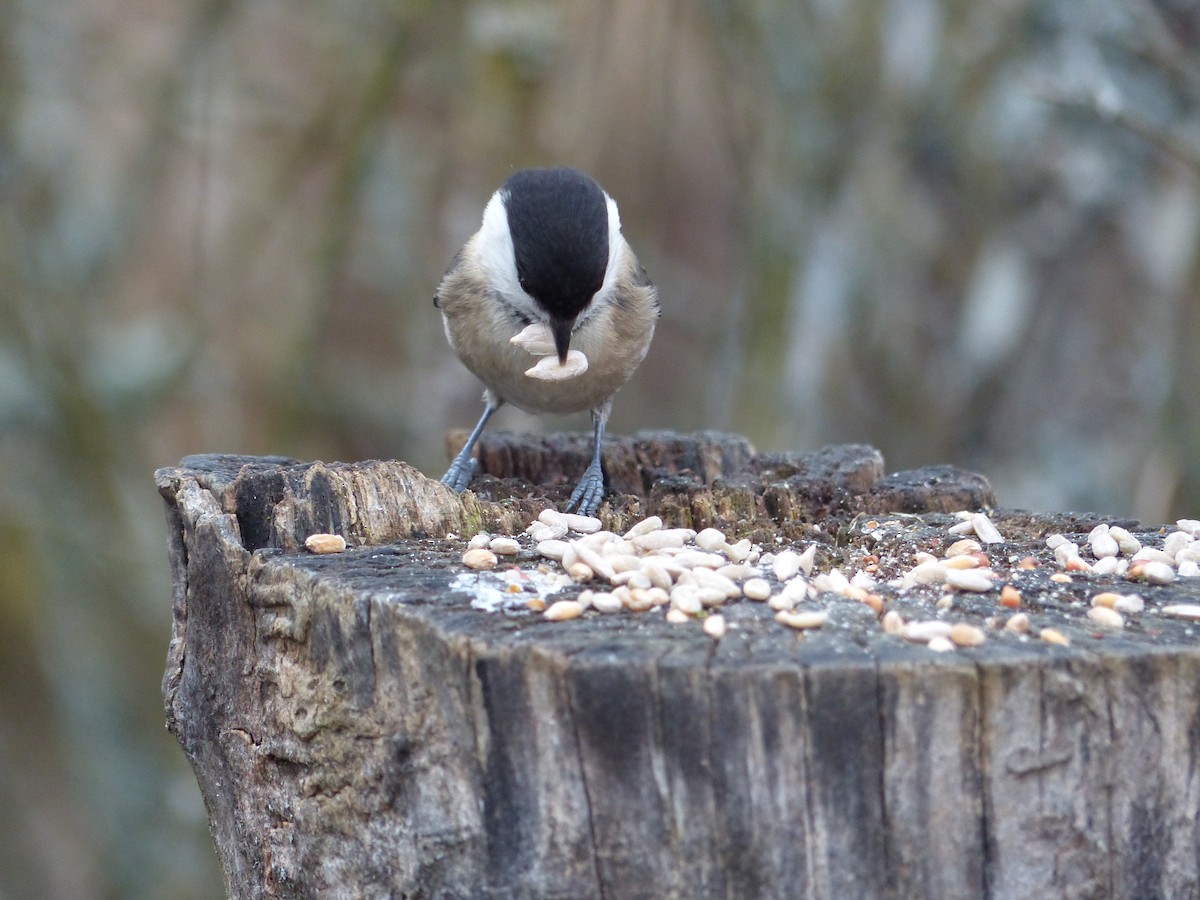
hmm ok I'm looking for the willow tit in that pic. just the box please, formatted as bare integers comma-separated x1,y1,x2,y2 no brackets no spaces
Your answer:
434,166,658,514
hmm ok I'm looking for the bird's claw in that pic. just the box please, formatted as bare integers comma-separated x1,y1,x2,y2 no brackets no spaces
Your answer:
440,456,479,493
565,463,605,516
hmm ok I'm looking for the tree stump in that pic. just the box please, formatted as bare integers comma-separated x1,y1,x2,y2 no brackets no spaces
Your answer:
157,432,1200,899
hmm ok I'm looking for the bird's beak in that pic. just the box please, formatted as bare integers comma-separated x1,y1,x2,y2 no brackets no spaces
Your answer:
550,316,575,364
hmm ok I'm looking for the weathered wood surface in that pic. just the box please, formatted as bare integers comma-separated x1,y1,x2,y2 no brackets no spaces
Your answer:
158,433,1200,899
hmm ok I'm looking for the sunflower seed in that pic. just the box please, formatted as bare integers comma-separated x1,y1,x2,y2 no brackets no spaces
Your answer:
695,528,727,551
489,537,521,556
945,568,995,592
536,539,571,561
509,321,557,355
945,538,983,557
632,530,690,551
743,578,772,601
572,542,617,582
567,562,594,582
1164,531,1195,561
1004,612,1030,634
1088,526,1120,559
670,586,703,615
623,515,663,539
525,349,589,381
591,592,624,614
1140,561,1176,585
1109,526,1141,556
882,610,905,634
305,533,347,554
971,512,1005,544
544,600,584,621
775,610,829,630
462,548,498,569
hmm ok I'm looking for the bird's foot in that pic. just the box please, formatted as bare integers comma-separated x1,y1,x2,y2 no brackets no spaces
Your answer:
565,462,605,516
440,456,479,493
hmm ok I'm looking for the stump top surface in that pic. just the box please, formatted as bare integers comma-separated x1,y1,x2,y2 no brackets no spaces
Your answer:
269,514,1200,667
156,439,1200,665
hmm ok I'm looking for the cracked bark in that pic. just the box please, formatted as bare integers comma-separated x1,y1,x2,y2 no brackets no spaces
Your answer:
157,435,1200,899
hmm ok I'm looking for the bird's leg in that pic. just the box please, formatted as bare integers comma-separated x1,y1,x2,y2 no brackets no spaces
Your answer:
440,396,501,493
565,404,609,515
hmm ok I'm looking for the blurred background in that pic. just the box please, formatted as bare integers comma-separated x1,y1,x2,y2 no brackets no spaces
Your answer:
1,0,1197,896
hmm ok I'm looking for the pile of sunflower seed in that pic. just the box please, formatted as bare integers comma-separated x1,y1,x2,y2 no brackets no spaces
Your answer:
450,509,1200,648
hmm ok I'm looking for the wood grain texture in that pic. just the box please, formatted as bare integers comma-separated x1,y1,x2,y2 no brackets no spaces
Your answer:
157,440,1200,899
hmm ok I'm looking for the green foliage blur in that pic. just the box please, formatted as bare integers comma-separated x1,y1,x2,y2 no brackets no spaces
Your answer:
1,0,1197,896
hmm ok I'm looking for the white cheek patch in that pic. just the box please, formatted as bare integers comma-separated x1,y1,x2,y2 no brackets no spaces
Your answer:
510,322,556,356
476,191,542,320
525,350,589,381
594,194,624,305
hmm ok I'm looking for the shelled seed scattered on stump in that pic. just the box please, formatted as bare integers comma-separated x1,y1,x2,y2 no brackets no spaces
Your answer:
446,507,1200,645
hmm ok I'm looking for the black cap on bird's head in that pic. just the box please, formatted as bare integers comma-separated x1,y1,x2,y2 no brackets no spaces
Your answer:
503,167,610,362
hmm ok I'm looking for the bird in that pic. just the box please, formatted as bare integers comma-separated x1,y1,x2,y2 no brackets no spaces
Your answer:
434,166,658,515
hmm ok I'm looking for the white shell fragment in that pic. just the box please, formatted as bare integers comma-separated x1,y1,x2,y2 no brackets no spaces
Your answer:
1161,604,1200,621
1087,606,1125,629
773,549,803,582
525,349,589,381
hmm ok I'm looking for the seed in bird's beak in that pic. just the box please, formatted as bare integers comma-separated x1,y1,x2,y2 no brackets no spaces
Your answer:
525,349,589,381
510,322,557,356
